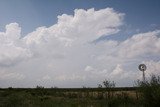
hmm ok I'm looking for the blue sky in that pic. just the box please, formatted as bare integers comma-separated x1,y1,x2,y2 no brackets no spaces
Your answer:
0,0,160,36
0,0,160,88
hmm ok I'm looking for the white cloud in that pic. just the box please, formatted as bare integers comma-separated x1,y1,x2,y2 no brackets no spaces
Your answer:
110,64,140,80
85,66,95,72
142,60,160,77
54,74,85,81
42,75,51,80
0,70,25,80
0,8,160,87
118,30,160,58
5,23,21,41
111,64,125,76
0,23,32,66
24,8,124,47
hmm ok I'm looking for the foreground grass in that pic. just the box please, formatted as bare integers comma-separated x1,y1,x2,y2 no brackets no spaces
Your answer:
0,88,141,107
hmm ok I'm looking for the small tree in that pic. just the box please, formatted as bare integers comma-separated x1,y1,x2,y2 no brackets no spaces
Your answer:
103,80,116,88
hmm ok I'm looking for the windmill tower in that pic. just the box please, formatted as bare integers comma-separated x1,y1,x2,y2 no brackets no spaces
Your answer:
138,64,147,82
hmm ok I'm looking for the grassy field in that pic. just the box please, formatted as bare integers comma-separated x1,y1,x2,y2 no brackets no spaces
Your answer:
0,87,142,107
1,75,160,107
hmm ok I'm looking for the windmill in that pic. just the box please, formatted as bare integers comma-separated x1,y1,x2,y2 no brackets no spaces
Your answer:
138,64,147,82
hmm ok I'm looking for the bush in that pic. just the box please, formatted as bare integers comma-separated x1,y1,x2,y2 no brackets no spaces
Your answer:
136,75,160,107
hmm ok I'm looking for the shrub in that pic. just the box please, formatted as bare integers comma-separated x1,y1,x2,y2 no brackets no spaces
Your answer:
136,75,160,107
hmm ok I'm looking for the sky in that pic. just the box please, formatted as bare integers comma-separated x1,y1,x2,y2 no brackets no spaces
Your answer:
0,0,160,88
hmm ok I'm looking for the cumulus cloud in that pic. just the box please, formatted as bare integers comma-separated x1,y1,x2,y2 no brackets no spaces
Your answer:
24,8,124,46
0,8,124,67
118,30,160,58
0,8,160,87
0,23,32,66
